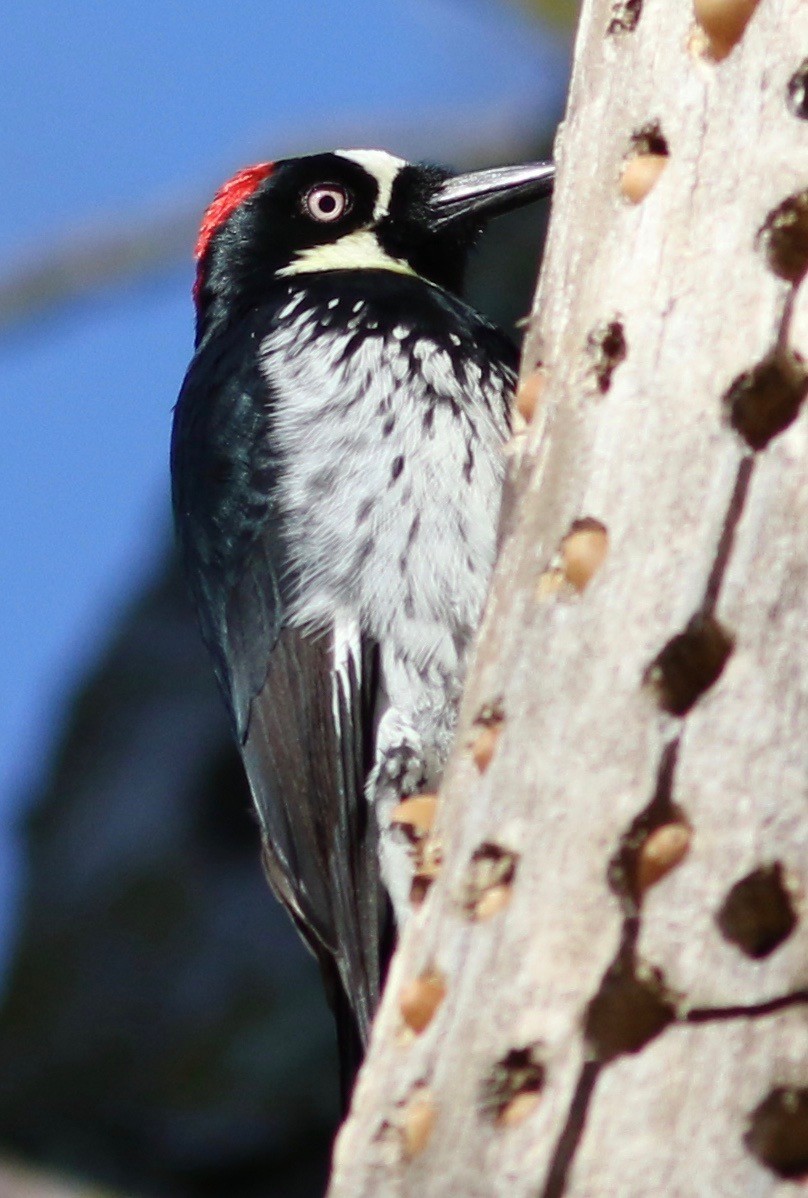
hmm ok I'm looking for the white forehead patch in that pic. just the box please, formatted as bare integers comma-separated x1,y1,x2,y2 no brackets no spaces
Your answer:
336,148,407,220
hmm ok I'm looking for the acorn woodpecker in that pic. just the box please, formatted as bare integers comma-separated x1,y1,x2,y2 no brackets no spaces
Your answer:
170,149,553,1079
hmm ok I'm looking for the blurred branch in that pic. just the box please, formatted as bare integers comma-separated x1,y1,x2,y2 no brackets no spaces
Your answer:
510,0,580,28
0,209,196,333
0,1160,124,1198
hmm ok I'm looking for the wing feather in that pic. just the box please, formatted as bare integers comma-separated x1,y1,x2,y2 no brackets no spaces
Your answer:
171,306,387,1044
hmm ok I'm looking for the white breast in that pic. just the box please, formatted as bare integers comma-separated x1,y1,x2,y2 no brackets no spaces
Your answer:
260,299,512,690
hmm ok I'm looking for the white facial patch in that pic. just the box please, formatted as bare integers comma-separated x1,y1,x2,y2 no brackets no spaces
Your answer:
278,229,416,278
335,148,407,220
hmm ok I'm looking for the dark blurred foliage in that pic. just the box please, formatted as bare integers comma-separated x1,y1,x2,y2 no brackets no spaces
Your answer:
0,141,550,1198
0,555,337,1198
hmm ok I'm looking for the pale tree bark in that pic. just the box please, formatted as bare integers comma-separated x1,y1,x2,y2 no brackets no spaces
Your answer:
328,0,808,1193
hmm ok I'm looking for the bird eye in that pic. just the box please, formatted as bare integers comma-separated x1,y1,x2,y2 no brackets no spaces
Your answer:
303,183,351,223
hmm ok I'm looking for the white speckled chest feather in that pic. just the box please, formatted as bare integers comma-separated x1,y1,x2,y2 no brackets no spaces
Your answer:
261,289,513,683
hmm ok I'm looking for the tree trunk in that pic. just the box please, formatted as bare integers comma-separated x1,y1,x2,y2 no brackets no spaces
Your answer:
328,0,808,1192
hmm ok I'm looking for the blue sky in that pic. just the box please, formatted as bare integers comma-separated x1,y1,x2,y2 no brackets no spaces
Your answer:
0,0,568,976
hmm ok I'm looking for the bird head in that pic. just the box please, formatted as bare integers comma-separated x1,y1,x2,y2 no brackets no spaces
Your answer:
193,148,554,345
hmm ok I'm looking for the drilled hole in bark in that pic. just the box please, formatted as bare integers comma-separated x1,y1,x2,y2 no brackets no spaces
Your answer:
374,1081,433,1164
787,60,808,120
746,1087,808,1179
471,724,501,772
468,700,503,773
481,1044,546,1125
586,319,627,393
391,793,438,843
630,122,668,157
610,808,692,908
693,0,760,59
515,369,547,425
757,190,808,283
474,697,504,727
461,843,518,921
561,518,609,592
645,613,734,716
607,0,642,33
620,124,669,203
609,743,684,908
539,519,610,601
724,348,808,450
584,956,676,1062
380,1083,436,1161
399,969,447,1035
637,823,692,893
410,874,432,907
470,699,504,772
410,837,443,908
716,863,798,958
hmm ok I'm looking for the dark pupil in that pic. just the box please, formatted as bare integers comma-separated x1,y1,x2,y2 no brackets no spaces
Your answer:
318,192,338,214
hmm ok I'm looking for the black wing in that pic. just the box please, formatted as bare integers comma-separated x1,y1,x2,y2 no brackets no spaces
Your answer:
170,308,387,1047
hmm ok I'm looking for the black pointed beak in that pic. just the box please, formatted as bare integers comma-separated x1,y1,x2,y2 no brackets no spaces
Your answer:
427,161,555,230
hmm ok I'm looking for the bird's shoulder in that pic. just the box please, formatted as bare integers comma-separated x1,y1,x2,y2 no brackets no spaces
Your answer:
173,317,269,542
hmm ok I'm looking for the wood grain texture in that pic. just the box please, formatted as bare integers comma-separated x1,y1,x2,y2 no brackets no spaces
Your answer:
328,0,808,1192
